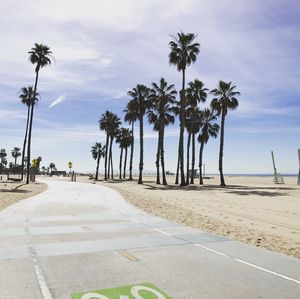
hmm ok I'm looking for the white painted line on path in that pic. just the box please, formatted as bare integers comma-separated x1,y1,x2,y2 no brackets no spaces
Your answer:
234,258,300,285
147,225,300,286
25,222,53,299
193,243,300,285
33,261,53,299
152,228,172,236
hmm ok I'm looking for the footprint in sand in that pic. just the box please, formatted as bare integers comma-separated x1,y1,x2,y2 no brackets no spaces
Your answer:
238,219,243,221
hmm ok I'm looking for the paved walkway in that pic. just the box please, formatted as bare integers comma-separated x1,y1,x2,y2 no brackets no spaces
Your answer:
0,179,299,298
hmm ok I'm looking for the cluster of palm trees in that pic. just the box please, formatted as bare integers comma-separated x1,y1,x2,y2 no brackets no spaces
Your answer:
95,112,134,181
96,32,240,187
19,43,53,183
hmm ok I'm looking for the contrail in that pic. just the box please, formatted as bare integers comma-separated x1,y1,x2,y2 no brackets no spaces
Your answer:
48,94,66,108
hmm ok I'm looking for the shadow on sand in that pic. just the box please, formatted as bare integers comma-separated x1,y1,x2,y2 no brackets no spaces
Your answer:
100,179,294,197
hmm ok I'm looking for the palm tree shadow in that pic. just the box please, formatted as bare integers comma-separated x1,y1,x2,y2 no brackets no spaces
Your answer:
141,183,293,197
0,189,31,194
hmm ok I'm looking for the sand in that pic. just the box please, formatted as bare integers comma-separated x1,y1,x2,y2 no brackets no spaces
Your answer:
77,174,300,259
0,180,47,212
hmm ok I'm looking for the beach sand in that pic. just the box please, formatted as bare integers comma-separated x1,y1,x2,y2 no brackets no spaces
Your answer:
0,181,47,212
78,174,300,259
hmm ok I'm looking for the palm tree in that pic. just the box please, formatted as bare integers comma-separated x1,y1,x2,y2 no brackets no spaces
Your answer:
210,81,240,186
198,109,219,184
26,43,53,184
169,32,200,186
186,79,208,184
91,143,106,180
0,148,7,173
19,86,39,180
11,147,21,166
127,84,150,184
122,129,133,179
171,100,181,184
148,78,177,185
49,163,55,176
124,107,137,180
99,111,112,180
185,106,201,185
107,113,121,179
116,128,133,179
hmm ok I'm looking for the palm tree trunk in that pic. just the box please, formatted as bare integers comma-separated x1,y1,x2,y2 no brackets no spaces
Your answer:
186,132,191,185
108,136,113,179
119,147,123,180
110,137,114,179
156,129,161,185
190,132,195,184
175,151,180,184
21,105,30,180
219,110,226,186
138,116,143,184
179,68,186,186
26,69,39,184
104,134,109,180
199,141,205,184
95,150,100,180
123,147,128,179
129,122,134,180
161,126,167,185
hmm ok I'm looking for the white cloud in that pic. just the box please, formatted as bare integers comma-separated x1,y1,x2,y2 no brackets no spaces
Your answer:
48,94,67,108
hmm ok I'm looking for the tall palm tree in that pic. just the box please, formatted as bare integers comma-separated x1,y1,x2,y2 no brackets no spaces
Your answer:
127,84,150,184
210,81,240,186
122,129,133,179
26,43,53,184
169,32,200,186
148,78,177,185
99,111,112,180
124,107,137,180
185,106,201,185
116,128,133,180
91,143,106,180
186,79,208,184
198,108,219,184
107,113,121,179
11,147,21,166
19,86,39,180
171,100,181,184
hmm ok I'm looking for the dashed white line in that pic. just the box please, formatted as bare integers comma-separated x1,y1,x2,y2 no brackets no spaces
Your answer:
234,258,300,285
25,221,53,299
149,225,300,286
152,228,172,236
33,262,53,299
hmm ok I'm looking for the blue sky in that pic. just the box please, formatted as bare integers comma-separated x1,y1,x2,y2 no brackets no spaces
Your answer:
1,0,299,174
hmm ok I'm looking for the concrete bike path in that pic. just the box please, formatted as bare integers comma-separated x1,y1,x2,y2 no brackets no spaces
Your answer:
0,179,299,298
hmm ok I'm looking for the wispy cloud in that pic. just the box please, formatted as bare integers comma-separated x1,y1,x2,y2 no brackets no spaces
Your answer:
48,94,67,108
